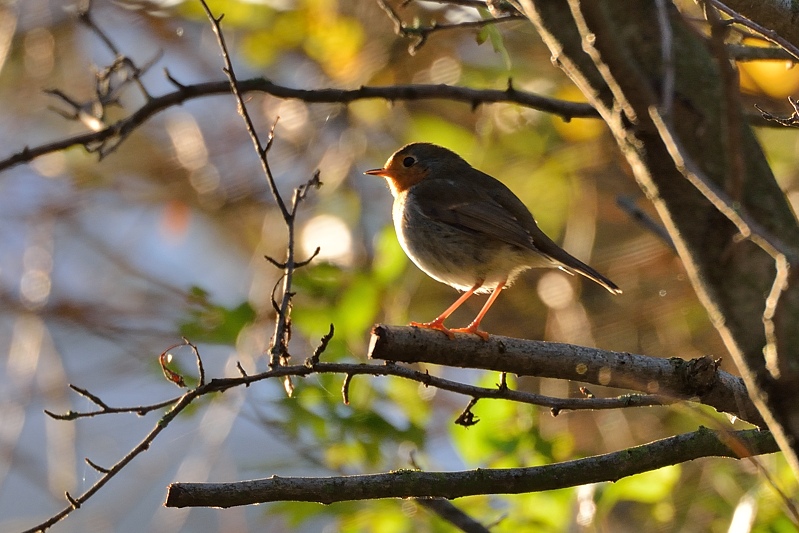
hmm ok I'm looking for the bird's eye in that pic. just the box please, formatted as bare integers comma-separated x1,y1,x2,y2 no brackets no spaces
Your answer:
402,156,416,168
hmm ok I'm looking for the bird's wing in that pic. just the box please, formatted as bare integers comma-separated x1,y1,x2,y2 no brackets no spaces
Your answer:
511,201,622,293
413,179,537,251
413,175,622,294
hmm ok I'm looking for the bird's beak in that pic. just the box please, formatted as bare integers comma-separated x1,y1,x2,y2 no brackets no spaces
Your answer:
364,167,392,178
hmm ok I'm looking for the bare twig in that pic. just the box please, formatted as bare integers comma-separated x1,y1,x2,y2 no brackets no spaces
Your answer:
404,450,493,531
198,1,322,371
651,104,797,386
45,385,180,420
308,323,335,366
38,1,163,159
24,388,201,533
236,361,249,379
616,196,675,250
47,358,671,423
342,374,353,405
648,109,797,266
77,5,158,100
416,498,492,533
185,337,205,386
756,96,799,127
85,458,110,474
746,449,799,522
200,6,288,219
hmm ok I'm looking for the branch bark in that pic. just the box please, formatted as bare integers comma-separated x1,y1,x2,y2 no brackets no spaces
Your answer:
369,325,763,426
164,427,777,508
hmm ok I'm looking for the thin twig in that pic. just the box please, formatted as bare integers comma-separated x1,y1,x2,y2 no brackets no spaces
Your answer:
24,388,201,533
648,109,797,265
616,196,675,250
650,107,797,383
342,374,353,405
199,6,289,220
416,498,492,533
308,323,335,366
756,96,799,127
376,0,525,54
198,1,314,370
78,4,155,100
708,0,799,62
48,360,670,422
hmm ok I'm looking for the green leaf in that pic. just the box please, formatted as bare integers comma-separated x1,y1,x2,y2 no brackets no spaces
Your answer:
600,465,681,505
506,490,575,531
475,8,512,70
407,115,478,160
334,273,381,338
372,226,408,285
179,301,256,345
293,262,346,297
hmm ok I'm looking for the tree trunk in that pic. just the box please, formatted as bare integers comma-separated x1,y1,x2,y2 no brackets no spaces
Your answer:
518,0,799,473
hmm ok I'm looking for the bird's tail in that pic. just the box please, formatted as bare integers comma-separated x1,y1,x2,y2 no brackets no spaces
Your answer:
563,258,622,294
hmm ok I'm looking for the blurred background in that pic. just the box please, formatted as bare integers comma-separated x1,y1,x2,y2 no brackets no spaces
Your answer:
1,0,798,531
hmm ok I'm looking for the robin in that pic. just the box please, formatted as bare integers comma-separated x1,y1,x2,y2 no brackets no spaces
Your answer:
365,142,621,340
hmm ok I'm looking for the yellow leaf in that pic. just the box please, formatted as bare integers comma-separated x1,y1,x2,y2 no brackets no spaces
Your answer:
551,85,605,142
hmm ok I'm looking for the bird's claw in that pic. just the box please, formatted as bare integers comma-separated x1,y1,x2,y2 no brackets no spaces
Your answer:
450,326,490,341
409,320,456,340
409,319,490,341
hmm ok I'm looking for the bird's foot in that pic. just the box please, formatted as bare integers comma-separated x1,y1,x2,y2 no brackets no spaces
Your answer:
409,319,456,340
449,324,490,341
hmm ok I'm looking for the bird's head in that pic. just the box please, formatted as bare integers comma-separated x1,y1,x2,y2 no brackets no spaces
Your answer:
365,142,469,196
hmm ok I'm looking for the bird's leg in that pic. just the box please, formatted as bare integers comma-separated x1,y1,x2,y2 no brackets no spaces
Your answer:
410,282,483,339
450,280,506,341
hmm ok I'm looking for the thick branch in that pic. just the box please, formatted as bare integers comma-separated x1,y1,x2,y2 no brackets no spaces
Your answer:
164,427,777,508
368,325,763,426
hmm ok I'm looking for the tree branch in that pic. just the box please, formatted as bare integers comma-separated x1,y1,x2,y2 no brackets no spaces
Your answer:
164,427,777,507
368,325,764,426
0,80,597,173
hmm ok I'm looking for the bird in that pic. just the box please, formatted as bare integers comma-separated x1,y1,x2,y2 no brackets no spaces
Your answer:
365,142,621,340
